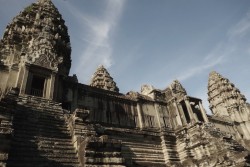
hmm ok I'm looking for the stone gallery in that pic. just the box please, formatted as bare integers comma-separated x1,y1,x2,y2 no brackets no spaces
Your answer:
0,0,250,166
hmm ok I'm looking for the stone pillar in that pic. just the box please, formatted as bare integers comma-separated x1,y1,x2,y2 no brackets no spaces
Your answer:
243,104,250,116
7,64,19,89
237,123,250,140
0,65,10,94
177,102,187,126
16,65,24,89
233,125,243,140
48,72,56,99
229,108,242,122
136,102,144,129
19,64,30,95
154,103,162,129
199,101,209,122
173,100,183,127
184,96,198,123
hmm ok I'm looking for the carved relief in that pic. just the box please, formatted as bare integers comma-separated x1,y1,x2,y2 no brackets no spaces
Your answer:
165,87,173,101
141,84,154,95
208,71,248,118
171,80,186,95
0,0,71,74
90,65,119,92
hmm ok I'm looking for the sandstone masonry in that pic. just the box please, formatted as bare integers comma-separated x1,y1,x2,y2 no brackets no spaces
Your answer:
0,0,250,167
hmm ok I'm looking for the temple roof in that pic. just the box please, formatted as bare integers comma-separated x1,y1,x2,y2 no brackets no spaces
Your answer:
90,65,119,92
208,71,246,116
0,0,71,74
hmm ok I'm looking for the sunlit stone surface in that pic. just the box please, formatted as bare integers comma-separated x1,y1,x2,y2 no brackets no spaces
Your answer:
0,0,250,167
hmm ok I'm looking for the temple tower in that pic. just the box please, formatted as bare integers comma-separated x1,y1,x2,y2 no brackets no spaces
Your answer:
208,71,250,139
164,80,208,128
90,65,119,92
0,0,71,100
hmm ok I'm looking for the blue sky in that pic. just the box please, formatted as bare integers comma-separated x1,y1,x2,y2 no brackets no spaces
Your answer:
1,0,250,113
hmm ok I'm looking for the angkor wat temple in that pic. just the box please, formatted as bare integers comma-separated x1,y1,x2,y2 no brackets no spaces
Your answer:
1,0,250,166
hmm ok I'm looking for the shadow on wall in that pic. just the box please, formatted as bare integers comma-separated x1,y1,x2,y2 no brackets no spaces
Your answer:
84,97,139,129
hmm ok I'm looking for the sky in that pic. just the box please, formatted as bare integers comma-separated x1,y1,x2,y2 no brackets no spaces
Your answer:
0,0,250,114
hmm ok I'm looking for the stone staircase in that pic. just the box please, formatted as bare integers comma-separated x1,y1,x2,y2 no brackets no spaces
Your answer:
0,90,17,167
160,130,180,164
106,128,166,167
84,135,126,167
6,95,80,167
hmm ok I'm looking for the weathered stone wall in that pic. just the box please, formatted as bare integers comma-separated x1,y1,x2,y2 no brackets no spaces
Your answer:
76,84,138,128
73,83,177,130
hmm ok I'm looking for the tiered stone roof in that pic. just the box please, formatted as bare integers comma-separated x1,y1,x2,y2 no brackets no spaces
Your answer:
90,65,119,92
208,71,246,117
0,0,71,74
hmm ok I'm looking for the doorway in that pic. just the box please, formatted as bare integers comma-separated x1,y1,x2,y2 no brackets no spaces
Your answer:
30,75,45,97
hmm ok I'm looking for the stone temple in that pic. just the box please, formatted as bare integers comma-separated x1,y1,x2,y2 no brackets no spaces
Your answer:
0,0,250,166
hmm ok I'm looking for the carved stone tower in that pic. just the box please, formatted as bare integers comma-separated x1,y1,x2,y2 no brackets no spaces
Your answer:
208,71,250,139
0,0,71,100
164,80,208,128
90,65,119,92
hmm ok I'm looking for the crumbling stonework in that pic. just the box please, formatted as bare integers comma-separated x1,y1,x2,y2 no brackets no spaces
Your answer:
0,0,250,167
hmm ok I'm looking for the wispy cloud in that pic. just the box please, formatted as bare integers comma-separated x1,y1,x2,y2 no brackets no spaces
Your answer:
177,55,224,81
176,10,250,82
66,0,126,82
228,11,250,38
177,10,250,113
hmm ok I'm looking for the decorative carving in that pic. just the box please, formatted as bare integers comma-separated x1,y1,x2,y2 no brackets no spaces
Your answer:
208,71,248,118
164,80,187,101
141,84,154,95
90,65,119,92
1,0,250,166
164,87,173,101
74,108,90,122
171,80,186,95
0,0,71,73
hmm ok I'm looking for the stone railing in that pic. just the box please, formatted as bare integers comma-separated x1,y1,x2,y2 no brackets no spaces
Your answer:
66,108,95,167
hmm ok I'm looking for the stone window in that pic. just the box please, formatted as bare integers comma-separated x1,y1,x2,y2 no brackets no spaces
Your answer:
30,75,45,97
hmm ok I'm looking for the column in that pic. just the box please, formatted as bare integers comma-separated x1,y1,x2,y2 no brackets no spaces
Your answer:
184,96,198,123
243,103,250,116
199,101,209,122
154,103,162,129
0,65,10,94
172,99,183,127
230,108,243,122
177,102,187,126
238,123,250,140
136,102,144,129
48,72,56,99
19,65,30,95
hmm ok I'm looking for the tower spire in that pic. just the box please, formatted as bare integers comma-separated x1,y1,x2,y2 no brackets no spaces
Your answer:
208,71,247,118
0,0,71,73
37,0,52,4
90,65,119,92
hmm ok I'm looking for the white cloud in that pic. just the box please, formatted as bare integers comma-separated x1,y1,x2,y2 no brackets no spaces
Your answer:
228,11,250,38
177,54,224,82
66,0,126,82
176,9,250,83
178,9,250,113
